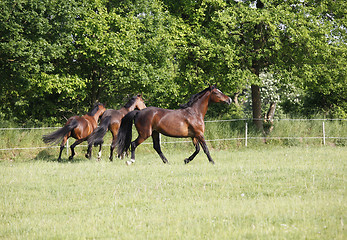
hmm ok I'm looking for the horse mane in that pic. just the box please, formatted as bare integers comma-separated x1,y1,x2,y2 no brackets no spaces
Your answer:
180,86,213,109
87,103,104,116
123,95,138,108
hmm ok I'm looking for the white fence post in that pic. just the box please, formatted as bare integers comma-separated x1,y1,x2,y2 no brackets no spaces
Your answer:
66,139,69,156
322,122,326,145
245,122,248,147
0,119,346,152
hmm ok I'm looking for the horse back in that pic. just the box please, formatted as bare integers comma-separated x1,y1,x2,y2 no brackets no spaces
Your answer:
68,115,95,139
135,107,203,138
105,109,128,134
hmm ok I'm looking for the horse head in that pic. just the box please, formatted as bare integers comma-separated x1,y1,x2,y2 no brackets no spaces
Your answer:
135,94,146,110
210,85,232,105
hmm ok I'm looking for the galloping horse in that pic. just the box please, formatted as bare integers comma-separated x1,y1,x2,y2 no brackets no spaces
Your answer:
43,103,106,161
85,94,146,161
116,85,231,165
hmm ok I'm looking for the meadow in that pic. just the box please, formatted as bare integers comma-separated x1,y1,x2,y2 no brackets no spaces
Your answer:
1,119,346,161
0,146,346,239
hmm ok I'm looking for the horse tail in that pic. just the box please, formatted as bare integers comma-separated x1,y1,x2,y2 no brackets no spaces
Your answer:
42,119,79,145
88,115,111,147
116,110,139,157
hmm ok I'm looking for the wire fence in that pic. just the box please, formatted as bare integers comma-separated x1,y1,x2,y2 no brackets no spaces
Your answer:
0,119,346,153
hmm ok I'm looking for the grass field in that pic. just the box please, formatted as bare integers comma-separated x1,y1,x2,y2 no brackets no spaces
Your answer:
1,119,346,161
0,146,346,239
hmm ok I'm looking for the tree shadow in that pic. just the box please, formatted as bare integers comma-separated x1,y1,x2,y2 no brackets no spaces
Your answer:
34,149,89,163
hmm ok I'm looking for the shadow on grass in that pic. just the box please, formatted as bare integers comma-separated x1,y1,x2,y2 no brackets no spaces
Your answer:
34,149,90,163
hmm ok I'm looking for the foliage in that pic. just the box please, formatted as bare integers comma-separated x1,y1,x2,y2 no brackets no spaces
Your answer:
0,0,346,124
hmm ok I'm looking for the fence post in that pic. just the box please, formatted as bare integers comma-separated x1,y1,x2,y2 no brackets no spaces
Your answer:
66,138,69,156
245,122,248,147
322,121,326,145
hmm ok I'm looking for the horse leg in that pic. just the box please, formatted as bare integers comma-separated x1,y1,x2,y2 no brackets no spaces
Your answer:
126,136,146,165
152,131,169,164
110,141,117,161
97,143,102,161
85,142,93,159
109,130,117,161
69,138,85,160
184,137,200,164
58,136,68,162
197,135,215,164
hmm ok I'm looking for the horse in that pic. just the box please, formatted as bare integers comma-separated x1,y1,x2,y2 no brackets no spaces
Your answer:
42,103,106,161
116,85,232,165
85,94,146,161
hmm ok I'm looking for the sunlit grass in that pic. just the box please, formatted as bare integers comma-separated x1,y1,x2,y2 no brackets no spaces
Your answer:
1,147,345,239
1,119,346,161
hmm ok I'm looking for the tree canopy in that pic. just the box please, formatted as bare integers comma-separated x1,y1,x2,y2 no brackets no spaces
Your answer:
1,0,346,125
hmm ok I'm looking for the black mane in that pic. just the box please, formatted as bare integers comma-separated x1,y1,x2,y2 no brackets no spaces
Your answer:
124,95,138,108
180,86,213,109
87,103,104,116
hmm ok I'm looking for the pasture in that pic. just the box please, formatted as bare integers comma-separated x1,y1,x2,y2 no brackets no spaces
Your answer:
1,146,346,239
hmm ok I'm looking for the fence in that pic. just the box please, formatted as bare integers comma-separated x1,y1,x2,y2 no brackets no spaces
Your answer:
0,119,346,155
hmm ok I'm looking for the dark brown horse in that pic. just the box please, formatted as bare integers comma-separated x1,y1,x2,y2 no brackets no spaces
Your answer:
85,94,146,161
43,103,106,161
116,85,232,165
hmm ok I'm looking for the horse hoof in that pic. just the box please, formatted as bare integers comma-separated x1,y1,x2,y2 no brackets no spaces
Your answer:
125,159,135,165
85,154,90,159
184,158,189,164
69,156,73,161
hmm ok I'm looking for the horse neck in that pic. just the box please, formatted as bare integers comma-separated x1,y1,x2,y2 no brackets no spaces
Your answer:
120,103,136,114
191,91,211,118
92,110,103,122
118,107,130,116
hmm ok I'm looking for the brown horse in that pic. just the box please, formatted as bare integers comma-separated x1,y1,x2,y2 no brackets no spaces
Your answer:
43,103,106,161
85,94,146,161
116,85,232,165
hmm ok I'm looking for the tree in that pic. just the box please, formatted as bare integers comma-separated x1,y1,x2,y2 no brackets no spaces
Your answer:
210,0,347,129
1,0,345,125
0,0,85,123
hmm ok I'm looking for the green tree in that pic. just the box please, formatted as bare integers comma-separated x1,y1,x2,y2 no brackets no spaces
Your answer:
1,0,345,125
0,0,85,123
210,0,346,128
73,0,185,109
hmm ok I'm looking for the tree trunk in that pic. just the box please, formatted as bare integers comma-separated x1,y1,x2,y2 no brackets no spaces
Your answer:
266,102,276,122
250,0,266,132
90,68,102,105
233,93,239,107
251,84,263,131
265,102,276,134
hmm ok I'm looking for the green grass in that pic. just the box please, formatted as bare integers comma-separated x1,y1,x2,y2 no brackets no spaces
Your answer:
1,147,346,239
1,119,346,161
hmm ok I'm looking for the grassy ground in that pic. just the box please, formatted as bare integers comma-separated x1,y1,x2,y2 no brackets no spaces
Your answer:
1,119,346,161
0,146,346,239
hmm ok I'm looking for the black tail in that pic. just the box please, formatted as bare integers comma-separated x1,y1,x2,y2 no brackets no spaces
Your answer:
116,110,139,157
88,115,111,147
42,119,79,145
